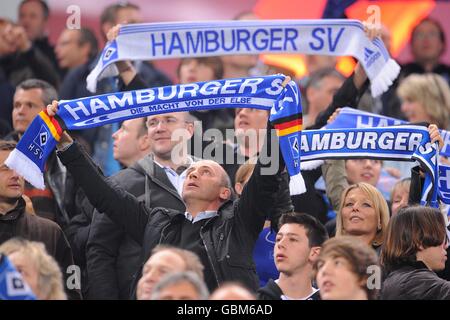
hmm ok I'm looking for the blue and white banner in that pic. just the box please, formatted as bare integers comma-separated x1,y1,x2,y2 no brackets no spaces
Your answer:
439,165,450,205
0,254,36,300
301,125,439,207
87,19,400,97
327,107,450,158
6,75,306,195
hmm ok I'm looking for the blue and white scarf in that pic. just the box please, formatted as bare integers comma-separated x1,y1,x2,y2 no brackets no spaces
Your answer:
327,107,450,158
300,125,439,207
6,75,305,195
325,107,444,206
87,19,400,97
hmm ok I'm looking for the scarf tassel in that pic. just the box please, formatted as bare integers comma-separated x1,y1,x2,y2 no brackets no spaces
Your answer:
5,148,45,190
370,58,401,97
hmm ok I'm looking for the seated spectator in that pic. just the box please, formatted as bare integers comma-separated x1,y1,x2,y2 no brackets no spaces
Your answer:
314,236,379,300
150,271,209,300
0,238,66,300
335,183,390,253
380,206,450,299
136,245,204,300
209,283,256,300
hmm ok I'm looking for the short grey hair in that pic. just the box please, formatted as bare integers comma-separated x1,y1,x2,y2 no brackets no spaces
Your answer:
150,271,209,300
16,79,58,106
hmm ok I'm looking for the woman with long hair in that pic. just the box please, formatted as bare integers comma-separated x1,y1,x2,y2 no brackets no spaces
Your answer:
335,183,390,253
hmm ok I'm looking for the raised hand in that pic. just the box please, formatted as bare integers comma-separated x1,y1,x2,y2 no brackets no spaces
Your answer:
46,101,73,147
327,108,341,124
107,24,121,42
353,22,383,89
428,124,443,150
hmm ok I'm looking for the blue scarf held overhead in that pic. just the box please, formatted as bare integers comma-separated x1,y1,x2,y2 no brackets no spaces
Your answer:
326,106,450,158
87,19,400,97
5,75,305,195
300,125,439,207
325,107,450,206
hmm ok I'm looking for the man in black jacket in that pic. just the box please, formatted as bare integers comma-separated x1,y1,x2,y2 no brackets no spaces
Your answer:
86,112,195,299
5,79,76,229
49,100,285,293
0,140,80,299
258,212,328,300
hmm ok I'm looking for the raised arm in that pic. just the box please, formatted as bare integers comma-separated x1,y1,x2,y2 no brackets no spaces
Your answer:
236,122,287,239
48,101,148,245
311,24,382,129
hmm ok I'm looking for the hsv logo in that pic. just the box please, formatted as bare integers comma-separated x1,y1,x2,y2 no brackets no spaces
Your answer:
39,132,48,146
103,47,116,61
102,41,118,63
288,135,300,159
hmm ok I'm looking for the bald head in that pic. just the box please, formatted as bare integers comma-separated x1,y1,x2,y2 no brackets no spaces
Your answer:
210,283,256,300
182,160,232,212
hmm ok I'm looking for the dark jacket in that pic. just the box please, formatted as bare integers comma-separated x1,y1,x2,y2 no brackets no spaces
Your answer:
381,260,450,300
0,68,14,133
86,155,186,299
258,279,283,300
206,142,293,227
0,197,81,299
258,279,321,300
0,44,60,88
4,131,77,230
58,139,284,292
409,166,450,281
401,62,450,85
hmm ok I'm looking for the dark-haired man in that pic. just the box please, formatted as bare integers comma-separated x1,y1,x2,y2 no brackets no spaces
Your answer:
258,212,328,300
0,140,80,299
5,79,76,229
55,28,98,80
